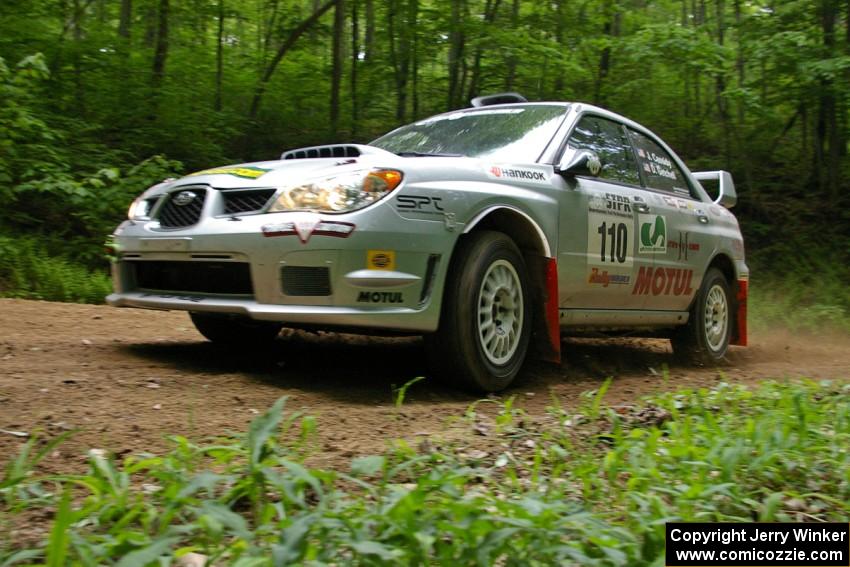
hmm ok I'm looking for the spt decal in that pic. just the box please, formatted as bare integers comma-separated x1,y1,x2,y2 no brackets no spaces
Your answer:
639,214,667,254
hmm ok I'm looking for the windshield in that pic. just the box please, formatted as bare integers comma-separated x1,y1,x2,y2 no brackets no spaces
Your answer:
370,105,569,162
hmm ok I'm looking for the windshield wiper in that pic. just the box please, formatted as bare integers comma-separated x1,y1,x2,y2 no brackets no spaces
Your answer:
395,151,464,158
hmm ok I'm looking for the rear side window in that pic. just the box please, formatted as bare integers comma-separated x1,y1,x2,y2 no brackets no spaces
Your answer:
627,129,692,198
567,115,641,186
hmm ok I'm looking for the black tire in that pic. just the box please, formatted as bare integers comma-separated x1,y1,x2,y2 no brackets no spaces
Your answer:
424,231,532,392
671,267,732,365
189,312,282,347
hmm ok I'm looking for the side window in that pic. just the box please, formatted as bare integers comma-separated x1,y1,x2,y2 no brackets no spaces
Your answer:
567,116,641,186
627,129,693,198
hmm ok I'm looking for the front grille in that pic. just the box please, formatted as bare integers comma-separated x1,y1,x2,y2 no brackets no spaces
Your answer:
157,188,207,228
221,189,276,215
281,266,331,296
132,261,252,295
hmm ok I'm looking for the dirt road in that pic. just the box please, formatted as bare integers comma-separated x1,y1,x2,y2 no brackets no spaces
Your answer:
2,298,849,472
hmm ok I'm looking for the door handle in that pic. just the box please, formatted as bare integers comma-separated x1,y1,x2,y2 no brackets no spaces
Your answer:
634,202,650,213
696,209,709,224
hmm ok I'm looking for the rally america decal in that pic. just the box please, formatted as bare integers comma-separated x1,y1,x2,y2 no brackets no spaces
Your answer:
487,165,549,184
188,166,271,179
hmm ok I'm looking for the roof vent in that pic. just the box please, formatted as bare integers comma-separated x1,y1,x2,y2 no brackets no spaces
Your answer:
281,144,362,160
470,92,528,108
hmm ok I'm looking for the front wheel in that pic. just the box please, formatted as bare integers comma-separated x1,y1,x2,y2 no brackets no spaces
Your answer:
189,312,283,347
425,231,532,392
672,267,732,365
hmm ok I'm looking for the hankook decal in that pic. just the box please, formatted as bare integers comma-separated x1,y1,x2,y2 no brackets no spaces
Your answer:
487,165,549,183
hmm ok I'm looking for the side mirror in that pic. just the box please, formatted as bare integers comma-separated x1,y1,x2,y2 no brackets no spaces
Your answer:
692,170,737,208
556,149,602,178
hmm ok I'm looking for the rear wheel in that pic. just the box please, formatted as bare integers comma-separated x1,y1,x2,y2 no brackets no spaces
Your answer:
672,267,731,365
425,231,531,392
189,312,282,347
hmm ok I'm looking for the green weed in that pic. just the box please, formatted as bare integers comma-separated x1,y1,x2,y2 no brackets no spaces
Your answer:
1,380,849,565
0,236,111,304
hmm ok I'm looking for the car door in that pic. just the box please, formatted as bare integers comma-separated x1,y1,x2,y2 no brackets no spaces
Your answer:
557,114,653,310
626,127,709,311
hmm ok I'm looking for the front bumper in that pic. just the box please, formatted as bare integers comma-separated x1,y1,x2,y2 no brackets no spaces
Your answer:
106,292,431,331
107,206,453,333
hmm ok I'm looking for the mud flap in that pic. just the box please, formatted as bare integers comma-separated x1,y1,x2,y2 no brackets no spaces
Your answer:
731,278,748,346
528,256,561,363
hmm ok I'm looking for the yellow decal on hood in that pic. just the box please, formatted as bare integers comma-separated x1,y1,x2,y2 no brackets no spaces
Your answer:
188,166,271,179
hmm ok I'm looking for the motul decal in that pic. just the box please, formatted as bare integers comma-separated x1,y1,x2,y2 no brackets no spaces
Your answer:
631,267,694,296
357,291,404,303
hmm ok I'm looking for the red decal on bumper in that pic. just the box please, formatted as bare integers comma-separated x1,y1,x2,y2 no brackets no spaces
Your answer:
732,278,748,346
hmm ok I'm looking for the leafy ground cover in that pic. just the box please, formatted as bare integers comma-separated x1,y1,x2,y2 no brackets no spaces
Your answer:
2,379,848,566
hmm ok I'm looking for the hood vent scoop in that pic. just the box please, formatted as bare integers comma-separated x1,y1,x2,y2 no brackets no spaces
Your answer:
280,144,398,161
281,145,362,160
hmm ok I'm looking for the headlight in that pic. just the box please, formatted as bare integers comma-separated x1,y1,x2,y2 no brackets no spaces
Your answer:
127,196,158,220
268,168,403,214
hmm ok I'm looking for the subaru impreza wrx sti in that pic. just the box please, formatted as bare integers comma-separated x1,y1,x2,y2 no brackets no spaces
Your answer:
107,93,748,392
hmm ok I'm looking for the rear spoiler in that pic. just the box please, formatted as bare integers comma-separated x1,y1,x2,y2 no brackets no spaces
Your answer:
692,170,736,208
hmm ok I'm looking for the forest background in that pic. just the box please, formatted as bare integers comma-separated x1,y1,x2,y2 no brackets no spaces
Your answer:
0,0,848,323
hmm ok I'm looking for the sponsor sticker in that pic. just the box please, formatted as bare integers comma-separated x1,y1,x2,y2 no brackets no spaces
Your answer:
357,291,404,304
588,268,631,287
396,195,445,215
638,214,667,254
668,232,700,261
261,215,355,242
367,250,396,271
188,166,271,179
631,267,694,296
487,165,549,184
588,192,634,219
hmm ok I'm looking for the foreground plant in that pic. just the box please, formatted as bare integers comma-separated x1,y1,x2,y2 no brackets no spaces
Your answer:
1,380,848,565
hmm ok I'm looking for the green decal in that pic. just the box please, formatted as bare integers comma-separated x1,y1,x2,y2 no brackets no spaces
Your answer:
639,215,667,254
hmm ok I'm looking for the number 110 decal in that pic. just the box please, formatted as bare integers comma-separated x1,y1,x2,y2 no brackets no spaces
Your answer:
587,212,634,267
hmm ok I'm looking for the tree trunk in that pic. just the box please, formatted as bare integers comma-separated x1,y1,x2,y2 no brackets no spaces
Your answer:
594,0,619,105
246,0,335,140
330,0,345,136
118,0,132,39
151,0,169,89
466,0,501,102
350,0,359,137
504,0,519,90
814,0,840,199
386,0,408,121
214,0,225,111
553,0,566,94
364,0,375,60
447,0,466,109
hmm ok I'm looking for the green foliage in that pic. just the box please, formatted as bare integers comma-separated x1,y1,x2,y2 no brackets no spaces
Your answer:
0,236,111,303
0,0,847,305
2,381,849,564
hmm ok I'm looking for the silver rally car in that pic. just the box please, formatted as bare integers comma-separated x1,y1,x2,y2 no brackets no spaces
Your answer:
107,93,748,392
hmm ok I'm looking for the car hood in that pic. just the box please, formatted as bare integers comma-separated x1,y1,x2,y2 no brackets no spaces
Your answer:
140,143,553,198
